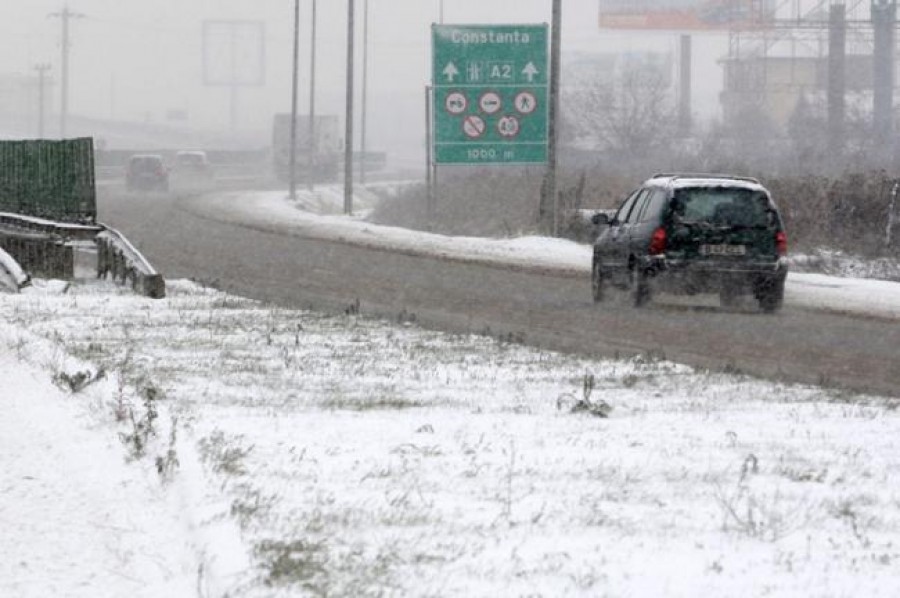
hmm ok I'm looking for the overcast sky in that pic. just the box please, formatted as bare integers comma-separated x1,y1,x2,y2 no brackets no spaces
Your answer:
1,1,727,155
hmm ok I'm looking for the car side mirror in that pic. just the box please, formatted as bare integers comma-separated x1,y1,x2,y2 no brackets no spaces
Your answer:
591,212,610,226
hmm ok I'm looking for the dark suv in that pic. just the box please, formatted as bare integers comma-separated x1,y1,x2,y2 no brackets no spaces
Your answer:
591,174,788,312
125,154,169,192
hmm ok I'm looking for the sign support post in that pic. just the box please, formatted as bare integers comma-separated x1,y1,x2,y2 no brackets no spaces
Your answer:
426,85,435,227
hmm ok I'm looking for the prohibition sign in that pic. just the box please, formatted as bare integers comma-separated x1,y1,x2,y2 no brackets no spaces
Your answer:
514,91,537,115
497,115,520,138
445,91,468,115
479,91,502,115
462,115,487,139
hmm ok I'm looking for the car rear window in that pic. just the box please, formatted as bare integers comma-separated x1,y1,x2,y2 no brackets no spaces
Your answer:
130,157,162,171
673,187,771,228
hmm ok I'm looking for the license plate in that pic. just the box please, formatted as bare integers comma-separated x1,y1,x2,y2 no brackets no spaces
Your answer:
700,244,746,256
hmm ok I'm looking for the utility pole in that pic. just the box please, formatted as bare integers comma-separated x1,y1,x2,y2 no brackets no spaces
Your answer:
34,64,51,139
49,5,85,138
344,0,355,215
308,0,318,191
540,0,562,235
678,34,692,137
827,3,846,159
360,0,369,185
290,0,300,200
872,0,896,161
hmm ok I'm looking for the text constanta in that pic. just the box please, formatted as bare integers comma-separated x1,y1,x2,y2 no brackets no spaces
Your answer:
450,30,532,45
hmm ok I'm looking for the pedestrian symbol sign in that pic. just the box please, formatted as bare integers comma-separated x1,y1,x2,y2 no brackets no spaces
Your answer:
432,24,548,164
514,91,537,115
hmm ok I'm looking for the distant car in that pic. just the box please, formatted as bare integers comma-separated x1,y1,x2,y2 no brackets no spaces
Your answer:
173,150,213,178
591,173,789,312
126,154,169,192
171,150,214,191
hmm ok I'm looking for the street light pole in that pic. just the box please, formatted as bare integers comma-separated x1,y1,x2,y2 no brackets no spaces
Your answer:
541,0,562,235
308,0,318,191
344,0,355,214
289,0,300,200
360,0,369,185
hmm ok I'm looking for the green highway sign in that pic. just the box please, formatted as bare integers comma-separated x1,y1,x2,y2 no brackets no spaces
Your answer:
432,24,548,165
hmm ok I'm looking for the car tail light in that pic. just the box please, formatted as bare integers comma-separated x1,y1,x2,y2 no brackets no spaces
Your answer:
649,226,667,255
775,230,788,256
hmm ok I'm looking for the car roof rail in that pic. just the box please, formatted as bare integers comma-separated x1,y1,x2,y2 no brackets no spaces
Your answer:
651,172,761,184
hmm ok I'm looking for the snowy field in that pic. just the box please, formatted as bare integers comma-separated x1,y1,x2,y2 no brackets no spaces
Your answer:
3,277,900,597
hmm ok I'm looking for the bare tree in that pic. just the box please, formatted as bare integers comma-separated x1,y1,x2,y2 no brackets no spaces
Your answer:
565,60,677,161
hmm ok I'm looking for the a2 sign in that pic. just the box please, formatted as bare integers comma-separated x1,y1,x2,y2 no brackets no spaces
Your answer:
432,24,549,164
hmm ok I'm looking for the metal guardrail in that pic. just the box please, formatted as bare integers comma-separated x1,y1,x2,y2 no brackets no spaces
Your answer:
96,225,165,298
0,246,30,292
0,211,102,240
0,212,165,298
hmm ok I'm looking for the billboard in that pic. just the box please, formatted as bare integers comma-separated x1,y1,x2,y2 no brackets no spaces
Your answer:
599,0,776,31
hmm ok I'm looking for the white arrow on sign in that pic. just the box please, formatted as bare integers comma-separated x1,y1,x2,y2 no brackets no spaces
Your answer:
443,62,460,83
522,62,539,83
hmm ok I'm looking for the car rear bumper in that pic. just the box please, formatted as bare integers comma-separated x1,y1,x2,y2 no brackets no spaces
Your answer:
644,255,787,293
658,256,786,273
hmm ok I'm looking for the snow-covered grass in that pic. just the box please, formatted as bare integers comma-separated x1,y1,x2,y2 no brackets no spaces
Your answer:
790,248,900,282
3,279,900,597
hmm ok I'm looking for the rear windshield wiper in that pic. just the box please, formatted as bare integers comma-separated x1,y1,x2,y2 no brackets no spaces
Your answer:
675,219,718,230
723,223,770,231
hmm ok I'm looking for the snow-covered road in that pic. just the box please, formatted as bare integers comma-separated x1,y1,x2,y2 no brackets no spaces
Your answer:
194,188,900,321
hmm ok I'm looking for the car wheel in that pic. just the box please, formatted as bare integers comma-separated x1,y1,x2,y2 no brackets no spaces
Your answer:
591,258,605,303
631,266,651,308
756,276,785,313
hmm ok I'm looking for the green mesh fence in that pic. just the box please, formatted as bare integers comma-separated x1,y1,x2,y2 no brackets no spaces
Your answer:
0,138,96,224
